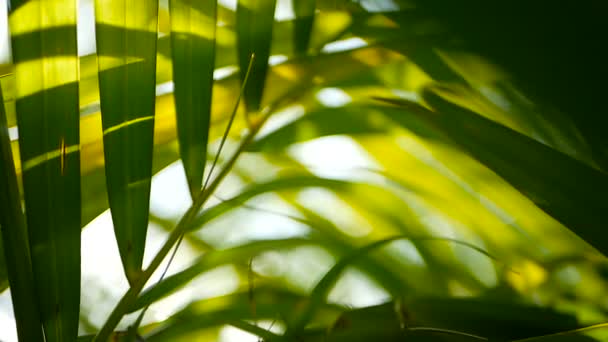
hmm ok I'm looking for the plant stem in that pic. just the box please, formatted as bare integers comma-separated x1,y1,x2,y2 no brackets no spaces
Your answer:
92,101,289,341
93,78,310,341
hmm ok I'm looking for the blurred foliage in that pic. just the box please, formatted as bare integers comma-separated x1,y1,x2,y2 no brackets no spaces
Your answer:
1,0,607,341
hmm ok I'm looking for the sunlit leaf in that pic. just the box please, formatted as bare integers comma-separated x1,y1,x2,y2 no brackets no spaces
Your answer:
8,0,81,340
94,0,159,283
418,88,608,256
170,0,216,197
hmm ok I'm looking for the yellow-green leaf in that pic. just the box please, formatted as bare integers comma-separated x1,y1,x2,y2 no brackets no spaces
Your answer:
9,0,81,340
94,0,159,283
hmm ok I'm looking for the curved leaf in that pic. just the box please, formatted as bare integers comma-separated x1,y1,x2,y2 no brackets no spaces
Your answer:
129,238,311,312
189,175,351,230
419,88,608,256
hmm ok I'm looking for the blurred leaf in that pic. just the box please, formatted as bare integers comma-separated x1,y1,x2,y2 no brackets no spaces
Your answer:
514,323,608,342
402,296,582,340
288,235,501,336
94,0,159,283
0,77,44,341
9,0,82,340
409,0,608,169
418,88,608,256
190,175,350,229
145,286,341,341
293,0,316,55
170,0,216,197
236,0,277,111
248,103,443,152
129,238,312,312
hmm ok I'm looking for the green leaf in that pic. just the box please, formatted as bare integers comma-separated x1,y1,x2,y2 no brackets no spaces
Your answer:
8,0,82,340
145,286,341,341
129,238,311,312
402,296,582,340
170,0,217,197
514,323,608,342
293,0,316,55
189,175,350,230
236,0,277,111
0,75,44,341
94,0,159,283
247,103,443,152
416,88,608,256
288,235,502,336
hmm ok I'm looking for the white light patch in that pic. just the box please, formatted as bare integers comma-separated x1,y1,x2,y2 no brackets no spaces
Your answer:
0,290,17,342
269,54,288,66
219,325,259,342
0,0,10,63
288,135,380,179
360,0,400,12
155,81,174,96
77,0,96,56
328,268,390,308
256,104,305,137
316,87,352,108
8,127,18,141
322,37,368,53
150,161,192,220
214,65,238,80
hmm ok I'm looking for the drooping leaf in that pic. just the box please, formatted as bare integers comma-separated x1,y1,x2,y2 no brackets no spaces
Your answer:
236,0,277,111
94,0,159,283
8,0,82,340
145,286,342,342
170,0,217,197
414,88,608,256
0,76,44,341
513,323,608,342
189,175,351,230
288,235,501,336
129,238,312,312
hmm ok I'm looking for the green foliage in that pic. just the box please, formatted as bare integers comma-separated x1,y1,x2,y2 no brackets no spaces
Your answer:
0,0,607,341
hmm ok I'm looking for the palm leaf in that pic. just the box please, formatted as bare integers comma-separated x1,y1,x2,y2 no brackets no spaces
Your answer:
94,0,159,283
8,0,81,340
170,0,216,197
236,0,277,111
0,76,44,341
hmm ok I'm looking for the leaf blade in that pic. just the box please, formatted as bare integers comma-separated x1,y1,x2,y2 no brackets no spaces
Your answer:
94,0,159,283
8,0,81,340
0,73,44,342
170,0,217,197
236,0,277,111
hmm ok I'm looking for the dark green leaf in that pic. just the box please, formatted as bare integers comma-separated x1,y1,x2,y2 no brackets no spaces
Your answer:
0,73,44,342
417,88,608,256
237,0,277,111
293,0,316,55
170,0,217,197
9,1,82,340
94,0,159,283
